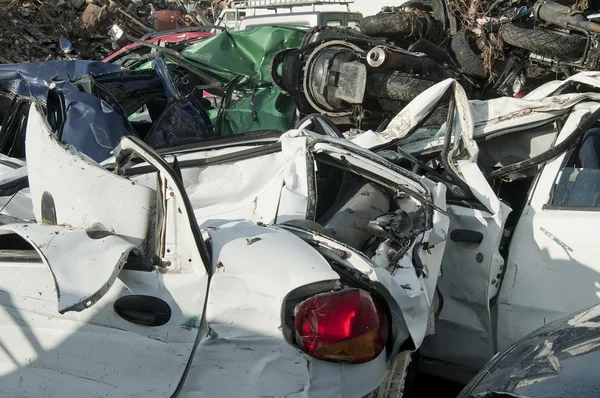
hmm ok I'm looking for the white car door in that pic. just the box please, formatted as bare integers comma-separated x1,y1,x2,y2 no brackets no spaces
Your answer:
354,73,600,378
414,83,510,374
352,79,510,374
497,101,600,351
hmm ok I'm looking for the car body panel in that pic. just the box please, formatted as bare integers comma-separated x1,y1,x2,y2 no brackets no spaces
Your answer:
181,26,305,86
0,260,205,397
419,84,511,371
394,74,600,378
26,104,155,247
171,139,309,228
178,221,388,398
0,101,451,396
239,11,362,30
498,101,600,351
460,304,600,398
351,79,511,370
118,128,448,396
126,131,448,396
282,131,450,350
0,223,137,314
108,26,305,136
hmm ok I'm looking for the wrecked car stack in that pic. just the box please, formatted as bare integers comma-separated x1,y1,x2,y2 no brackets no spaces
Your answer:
2,0,600,396
0,71,450,396
0,59,213,162
2,56,600,396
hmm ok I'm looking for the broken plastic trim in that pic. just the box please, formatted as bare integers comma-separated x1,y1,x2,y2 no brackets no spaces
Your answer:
155,129,283,154
0,176,28,197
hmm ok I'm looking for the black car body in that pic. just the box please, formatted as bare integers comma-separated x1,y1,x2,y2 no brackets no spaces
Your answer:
459,304,600,398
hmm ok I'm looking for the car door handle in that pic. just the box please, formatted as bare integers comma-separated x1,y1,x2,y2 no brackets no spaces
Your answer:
450,229,484,244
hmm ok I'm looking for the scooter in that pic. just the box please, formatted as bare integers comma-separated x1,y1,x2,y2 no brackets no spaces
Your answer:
270,27,454,129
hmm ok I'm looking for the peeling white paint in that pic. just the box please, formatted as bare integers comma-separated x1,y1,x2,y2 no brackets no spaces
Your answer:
564,336,600,356
567,305,600,329
535,340,561,373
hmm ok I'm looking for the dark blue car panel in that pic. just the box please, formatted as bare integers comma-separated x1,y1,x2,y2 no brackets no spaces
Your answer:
0,60,213,162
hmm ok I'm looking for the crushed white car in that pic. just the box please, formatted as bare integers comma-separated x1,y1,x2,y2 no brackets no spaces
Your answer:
351,72,600,383
0,102,448,397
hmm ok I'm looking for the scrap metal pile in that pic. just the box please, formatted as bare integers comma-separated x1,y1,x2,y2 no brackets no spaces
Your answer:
0,0,219,63
3,0,600,145
3,2,600,398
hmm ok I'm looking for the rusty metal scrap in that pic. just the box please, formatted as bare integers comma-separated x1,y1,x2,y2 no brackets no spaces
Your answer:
0,0,217,64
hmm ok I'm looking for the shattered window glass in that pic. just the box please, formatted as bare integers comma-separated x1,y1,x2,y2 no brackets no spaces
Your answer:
551,167,600,207
402,123,446,145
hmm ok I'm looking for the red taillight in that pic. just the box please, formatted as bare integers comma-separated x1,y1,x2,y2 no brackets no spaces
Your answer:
514,89,529,98
293,289,387,364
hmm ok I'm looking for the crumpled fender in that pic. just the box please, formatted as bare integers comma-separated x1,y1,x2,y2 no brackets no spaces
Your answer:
0,223,136,314
179,221,389,397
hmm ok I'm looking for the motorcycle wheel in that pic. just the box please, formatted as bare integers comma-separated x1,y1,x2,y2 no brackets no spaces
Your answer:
451,29,487,78
500,23,586,59
366,73,437,102
360,11,429,38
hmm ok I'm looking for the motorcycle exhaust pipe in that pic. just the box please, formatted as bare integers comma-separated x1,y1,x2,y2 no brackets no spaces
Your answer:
534,0,600,33
367,46,451,78
367,47,405,69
